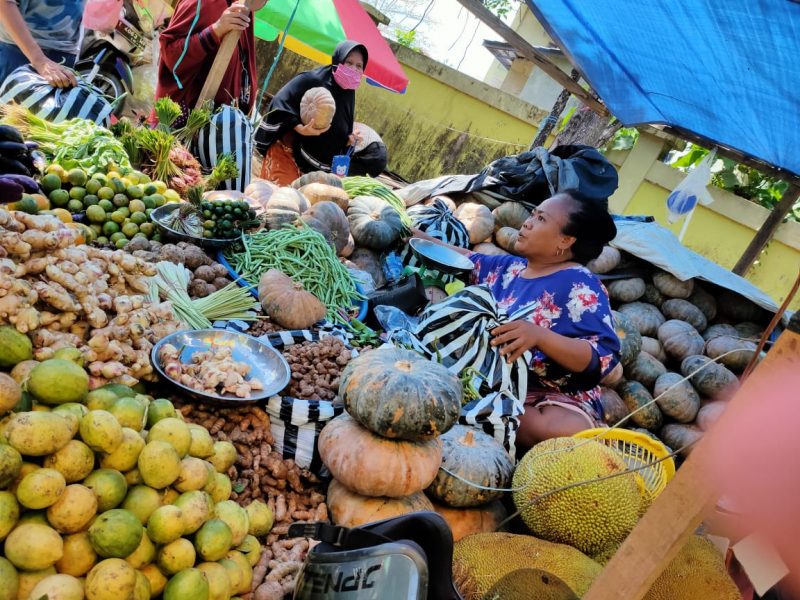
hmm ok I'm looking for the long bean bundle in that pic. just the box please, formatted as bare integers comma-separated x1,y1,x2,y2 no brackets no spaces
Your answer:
342,176,412,227
223,225,362,325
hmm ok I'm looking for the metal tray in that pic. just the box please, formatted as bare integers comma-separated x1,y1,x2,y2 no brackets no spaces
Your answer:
409,238,475,275
150,203,233,250
151,329,290,405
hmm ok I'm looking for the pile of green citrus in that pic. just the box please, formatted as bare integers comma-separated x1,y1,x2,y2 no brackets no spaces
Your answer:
40,164,180,249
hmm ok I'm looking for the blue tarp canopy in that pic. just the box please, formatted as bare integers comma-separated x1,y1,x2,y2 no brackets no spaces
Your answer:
526,1,800,178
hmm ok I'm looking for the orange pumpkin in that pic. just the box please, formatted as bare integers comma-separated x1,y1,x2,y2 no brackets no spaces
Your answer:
431,500,507,542
319,414,442,497
258,269,326,329
300,87,336,130
327,479,434,528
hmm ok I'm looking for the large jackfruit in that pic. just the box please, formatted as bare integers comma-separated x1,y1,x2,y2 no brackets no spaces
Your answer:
644,535,740,599
512,437,643,559
452,532,601,599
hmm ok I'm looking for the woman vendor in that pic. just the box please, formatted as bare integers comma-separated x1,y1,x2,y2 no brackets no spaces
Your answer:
411,193,620,453
254,40,367,185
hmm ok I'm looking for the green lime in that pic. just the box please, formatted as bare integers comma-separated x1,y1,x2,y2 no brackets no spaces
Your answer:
86,205,107,224
89,223,103,236
93,173,108,185
98,199,114,212
145,208,154,218
128,199,145,214
69,186,87,201
110,178,126,194
98,186,115,201
142,195,156,210
110,232,127,244
96,236,109,245
85,179,102,195
121,223,139,238
67,199,84,213
152,233,163,243
103,221,121,236
67,169,87,187
164,189,180,203
139,222,155,237
117,206,130,218
49,189,70,207
115,238,128,249
111,210,126,224
126,185,143,199
112,193,129,208
143,184,158,196
82,194,99,207
40,173,62,193
130,211,148,225
151,193,166,207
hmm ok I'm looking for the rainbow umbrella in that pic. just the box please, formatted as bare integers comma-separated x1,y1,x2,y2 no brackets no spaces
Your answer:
254,0,408,93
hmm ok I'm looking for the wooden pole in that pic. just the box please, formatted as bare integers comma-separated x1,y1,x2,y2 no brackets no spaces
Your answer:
195,0,254,109
454,0,609,117
584,311,800,600
732,183,800,276
530,69,579,149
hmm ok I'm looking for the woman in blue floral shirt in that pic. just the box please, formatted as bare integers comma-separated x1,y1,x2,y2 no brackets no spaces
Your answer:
411,192,619,451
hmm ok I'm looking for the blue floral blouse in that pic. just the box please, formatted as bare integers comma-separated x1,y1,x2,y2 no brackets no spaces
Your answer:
469,252,620,418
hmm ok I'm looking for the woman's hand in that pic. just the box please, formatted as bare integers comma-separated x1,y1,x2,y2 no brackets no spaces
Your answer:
347,127,363,148
212,2,251,38
33,57,77,88
294,122,331,137
491,320,543,363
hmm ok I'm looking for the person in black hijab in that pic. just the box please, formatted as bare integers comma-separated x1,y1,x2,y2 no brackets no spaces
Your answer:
255,40,368,185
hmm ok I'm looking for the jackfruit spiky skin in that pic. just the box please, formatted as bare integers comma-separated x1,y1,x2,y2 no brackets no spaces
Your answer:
452,532,601,599
643,535,741,600
484,568,579,600
512,437,644,559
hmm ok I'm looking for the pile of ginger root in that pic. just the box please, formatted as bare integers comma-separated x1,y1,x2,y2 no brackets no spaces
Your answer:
0,208,184,386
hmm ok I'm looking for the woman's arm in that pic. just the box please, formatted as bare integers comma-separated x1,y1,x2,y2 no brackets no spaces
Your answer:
491,320,594,371
409,228,471,256
0,1,76,87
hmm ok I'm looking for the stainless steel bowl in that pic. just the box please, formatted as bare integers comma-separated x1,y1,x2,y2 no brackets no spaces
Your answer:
150,203,232,250
151,329,291,405
409,238,475,275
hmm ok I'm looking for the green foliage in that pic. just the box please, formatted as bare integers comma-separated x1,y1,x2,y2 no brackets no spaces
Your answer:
482,0,519,18
394,28,419,50
606,127,640,152
668,144,797,221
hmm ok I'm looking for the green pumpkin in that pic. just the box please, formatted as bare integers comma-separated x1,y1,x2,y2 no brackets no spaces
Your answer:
304,201,350,255
653,372,700,423
291,171,343,189
616,380,663,430
339,347,462,441
426,425,514,508
347,195,404,250
623,351,667,390
612,310,642,366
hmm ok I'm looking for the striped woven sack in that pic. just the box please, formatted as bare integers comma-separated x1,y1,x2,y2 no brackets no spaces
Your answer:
398,284,533,452
257,328,354,471
193,105,252,192
0,66,113,126
399,198,470,283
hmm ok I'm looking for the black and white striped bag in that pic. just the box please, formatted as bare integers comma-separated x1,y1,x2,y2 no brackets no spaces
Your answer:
193,105,252,192
399,199,469,278
0,66,113,125
396,284,534,452
257,329,355,471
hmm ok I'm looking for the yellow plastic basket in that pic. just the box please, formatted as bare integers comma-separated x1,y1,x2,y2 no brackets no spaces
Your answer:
572,428,676,504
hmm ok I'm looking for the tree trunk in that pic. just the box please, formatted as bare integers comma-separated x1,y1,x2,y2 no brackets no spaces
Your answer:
530,69,580,150
550,105,621,149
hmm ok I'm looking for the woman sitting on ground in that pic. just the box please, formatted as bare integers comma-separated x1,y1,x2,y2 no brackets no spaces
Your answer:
254,40,367,185
411,192,620,453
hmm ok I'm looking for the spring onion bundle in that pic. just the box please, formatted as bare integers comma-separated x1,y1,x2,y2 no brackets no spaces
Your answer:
223,224,362,325
149,261,260,329
342,175,412,227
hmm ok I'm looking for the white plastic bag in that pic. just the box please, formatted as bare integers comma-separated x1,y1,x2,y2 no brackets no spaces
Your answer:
666,148,716,228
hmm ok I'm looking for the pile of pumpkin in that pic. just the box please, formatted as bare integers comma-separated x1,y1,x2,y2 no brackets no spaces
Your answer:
316,347,516,542
585,246,767,456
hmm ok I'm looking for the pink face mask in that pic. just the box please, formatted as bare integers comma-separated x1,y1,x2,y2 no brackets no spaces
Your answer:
333,64,362,90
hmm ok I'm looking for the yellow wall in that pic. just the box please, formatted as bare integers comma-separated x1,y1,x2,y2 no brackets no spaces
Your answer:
609,134,800,311
254,41,545,182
